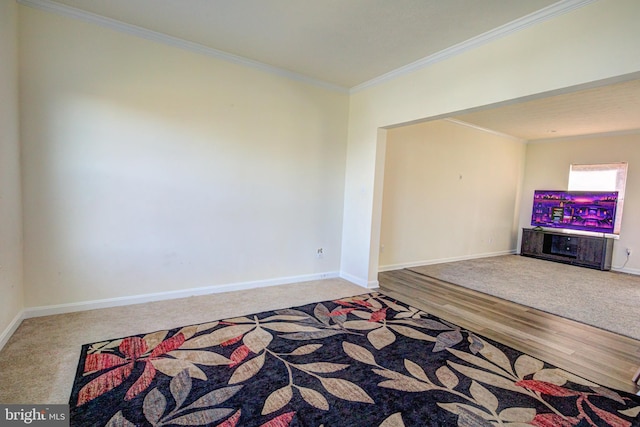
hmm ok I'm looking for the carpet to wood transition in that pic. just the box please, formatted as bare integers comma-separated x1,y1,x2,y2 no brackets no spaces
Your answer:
69,293,640,426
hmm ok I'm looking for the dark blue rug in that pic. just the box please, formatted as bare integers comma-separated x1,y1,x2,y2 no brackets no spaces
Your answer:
69,293,640,426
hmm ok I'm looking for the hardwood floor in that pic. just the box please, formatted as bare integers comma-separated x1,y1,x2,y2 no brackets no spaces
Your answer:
379,269,640,394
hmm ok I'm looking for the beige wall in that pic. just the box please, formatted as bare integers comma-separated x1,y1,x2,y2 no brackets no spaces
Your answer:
0,0,24,337
342,0,640,285
8,0,640,315
519,133,640,274
380,120,525,270
19,7,349,307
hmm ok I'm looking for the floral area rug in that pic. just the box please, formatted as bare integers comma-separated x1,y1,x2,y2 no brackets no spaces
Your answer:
69,293,640,426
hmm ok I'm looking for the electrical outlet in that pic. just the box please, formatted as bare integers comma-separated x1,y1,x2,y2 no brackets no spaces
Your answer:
626,248,632,256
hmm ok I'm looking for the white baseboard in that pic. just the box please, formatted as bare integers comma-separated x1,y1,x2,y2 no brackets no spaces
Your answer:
2,271,349,351
0,311,25,352
21,271,342,320
378,250,516,272
611,265,640,276
339,271,379,289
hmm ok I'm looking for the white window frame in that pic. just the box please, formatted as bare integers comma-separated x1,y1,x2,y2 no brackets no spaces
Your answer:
568,162,627,234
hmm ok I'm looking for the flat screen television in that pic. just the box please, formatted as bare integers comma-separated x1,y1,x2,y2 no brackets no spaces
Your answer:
531,190,618,234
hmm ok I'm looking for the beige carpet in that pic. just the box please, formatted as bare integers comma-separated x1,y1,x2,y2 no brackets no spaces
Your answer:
408,255,640,340
0,278,367,404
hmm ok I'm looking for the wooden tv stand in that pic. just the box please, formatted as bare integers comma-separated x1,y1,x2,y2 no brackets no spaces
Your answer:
520,228,614,271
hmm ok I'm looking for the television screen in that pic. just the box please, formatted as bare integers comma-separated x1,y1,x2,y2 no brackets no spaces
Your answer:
531,190,618,234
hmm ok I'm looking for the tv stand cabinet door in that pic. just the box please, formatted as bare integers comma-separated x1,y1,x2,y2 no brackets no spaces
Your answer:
521,229,544,256
576,237,612,270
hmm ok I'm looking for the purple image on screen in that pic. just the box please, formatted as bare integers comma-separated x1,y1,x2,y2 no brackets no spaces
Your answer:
531,190,618,233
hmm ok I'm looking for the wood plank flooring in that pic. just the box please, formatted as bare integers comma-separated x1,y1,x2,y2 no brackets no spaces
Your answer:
378,269,640,394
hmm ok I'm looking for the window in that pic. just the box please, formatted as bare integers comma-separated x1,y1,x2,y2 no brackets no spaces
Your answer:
568,163,627,234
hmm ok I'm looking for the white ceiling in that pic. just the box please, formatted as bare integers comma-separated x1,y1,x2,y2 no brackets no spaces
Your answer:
41,0,558,88
27,0,640,140
451,78,640,141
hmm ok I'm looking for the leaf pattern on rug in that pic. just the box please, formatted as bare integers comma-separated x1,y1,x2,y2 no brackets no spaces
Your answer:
70,293,640,426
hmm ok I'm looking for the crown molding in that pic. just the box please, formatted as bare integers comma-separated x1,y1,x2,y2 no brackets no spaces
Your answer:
16,0,597,94
350,0,597,94
444,118,525,142
16,0,349,94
